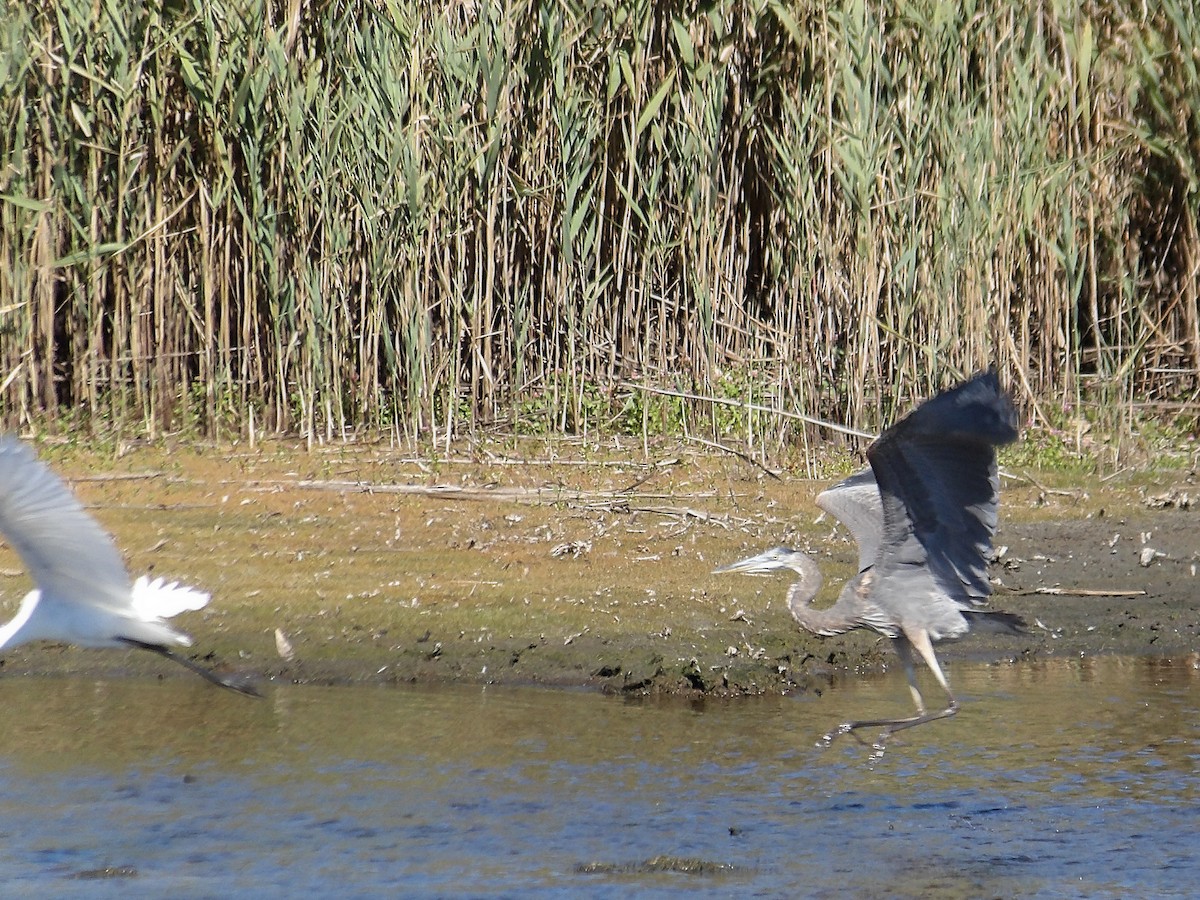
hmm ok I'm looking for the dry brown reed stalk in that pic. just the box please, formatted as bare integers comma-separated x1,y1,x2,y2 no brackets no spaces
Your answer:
0,0,1196,456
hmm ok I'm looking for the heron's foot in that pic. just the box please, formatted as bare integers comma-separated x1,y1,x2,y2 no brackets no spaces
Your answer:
817,702,959,750
879,701,959,736
816,724,873,748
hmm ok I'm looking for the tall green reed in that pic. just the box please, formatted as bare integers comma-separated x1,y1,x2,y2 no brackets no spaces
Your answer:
0,0,1195,455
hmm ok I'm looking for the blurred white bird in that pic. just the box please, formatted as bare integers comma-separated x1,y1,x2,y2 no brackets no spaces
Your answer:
0,435,258,696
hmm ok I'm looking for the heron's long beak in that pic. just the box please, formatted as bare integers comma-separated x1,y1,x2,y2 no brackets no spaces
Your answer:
712,550,780,576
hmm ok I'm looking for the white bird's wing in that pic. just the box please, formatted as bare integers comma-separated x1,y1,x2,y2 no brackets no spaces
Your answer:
131,575,209,619
815,467,882,573
0,435,133,611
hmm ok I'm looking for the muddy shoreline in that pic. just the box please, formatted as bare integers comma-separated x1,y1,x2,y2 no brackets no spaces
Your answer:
0,439,1196,696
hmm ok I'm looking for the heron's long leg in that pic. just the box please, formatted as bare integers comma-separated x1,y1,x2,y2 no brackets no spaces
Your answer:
118,638,261,697
895,636,926,714
820,631,957,746
878,630,958,734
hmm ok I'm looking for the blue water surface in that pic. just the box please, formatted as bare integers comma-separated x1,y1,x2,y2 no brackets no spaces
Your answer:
0,656,1195,898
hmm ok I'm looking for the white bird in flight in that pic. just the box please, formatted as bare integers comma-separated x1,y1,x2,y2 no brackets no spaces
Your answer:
0,435,258,696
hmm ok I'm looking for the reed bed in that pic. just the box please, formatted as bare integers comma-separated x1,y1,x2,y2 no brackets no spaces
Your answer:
0,0,1197,457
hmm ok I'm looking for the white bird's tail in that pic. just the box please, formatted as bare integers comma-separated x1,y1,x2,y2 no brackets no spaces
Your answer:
130,575,211,622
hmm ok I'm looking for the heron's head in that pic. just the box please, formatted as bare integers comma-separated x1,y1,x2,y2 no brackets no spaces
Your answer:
712,546,806,577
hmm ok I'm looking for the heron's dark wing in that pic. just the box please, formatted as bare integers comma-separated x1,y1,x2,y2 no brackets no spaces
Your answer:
0,436,132,610
866,371,1019,622
815,468,882,572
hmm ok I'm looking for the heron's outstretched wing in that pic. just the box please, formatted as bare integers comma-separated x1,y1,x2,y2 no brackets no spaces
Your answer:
866,371,1019,631
0,436,133,611
815,468,882,573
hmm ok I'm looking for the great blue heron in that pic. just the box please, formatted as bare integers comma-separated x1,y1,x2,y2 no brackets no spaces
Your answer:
715,370,1024,741
0,435,259,696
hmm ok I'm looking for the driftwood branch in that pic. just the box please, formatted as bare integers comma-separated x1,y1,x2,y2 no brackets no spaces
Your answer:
1002,469,1084,498
1018,587,1147,597
242,477,758,527
70,471,167,483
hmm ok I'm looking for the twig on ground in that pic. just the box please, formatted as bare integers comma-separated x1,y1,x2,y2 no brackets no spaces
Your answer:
684,436,782,481
1018,587,1147,597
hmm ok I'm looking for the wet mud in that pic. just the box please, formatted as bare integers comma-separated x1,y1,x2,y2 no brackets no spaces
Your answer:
0,438,1195,696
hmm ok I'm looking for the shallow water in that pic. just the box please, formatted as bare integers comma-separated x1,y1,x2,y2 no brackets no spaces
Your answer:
0,656,1196,897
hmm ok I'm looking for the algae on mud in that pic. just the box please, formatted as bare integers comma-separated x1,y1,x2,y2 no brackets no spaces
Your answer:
0,438,1196,697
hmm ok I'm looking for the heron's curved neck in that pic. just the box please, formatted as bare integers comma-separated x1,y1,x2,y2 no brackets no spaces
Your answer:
785,556,859,636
